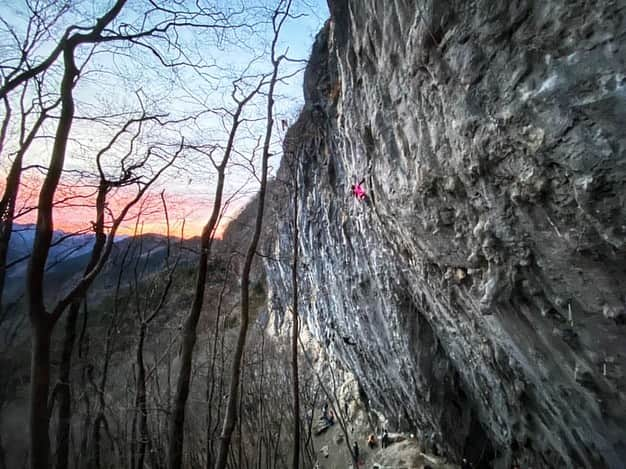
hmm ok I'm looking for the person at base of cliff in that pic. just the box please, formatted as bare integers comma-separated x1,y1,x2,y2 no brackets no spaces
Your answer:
461,457,472,469
367,433,377,448
381,429,389,448
351,178,367,201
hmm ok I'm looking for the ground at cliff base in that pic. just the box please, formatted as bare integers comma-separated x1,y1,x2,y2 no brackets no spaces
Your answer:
312,411,458,469
371,440,458,469
306,370,462,469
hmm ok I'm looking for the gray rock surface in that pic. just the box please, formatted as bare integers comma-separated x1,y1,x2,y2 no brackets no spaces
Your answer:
264,1,626,467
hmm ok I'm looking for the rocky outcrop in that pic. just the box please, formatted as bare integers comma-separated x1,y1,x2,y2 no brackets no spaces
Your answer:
265,1,626,467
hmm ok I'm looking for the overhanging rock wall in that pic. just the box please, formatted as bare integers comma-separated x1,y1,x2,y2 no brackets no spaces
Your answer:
264,1,626,467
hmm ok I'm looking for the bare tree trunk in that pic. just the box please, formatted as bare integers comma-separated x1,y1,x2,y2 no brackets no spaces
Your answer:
91,413,109,469
26,5,132,466
303,385,320,464
136,326,148,469
78,366,91,469
0,426,6,469
290,151,300,469
90,323,116,469
28,38,78,469
130,367,138,469
272,416,284,469
0,91,57,311
90,241,130,469
255,331,266,469
214,317,227,453
0,150,25,306
206,259,232,469
131,196,178,469
53,301,80,469
213,227,258,469
54,185,106,469
237,359,244,469
29,319,52,469
214,3,290,463
167,234,210,469
299,340,358,468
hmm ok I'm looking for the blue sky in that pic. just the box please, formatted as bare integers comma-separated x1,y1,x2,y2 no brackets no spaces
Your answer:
0,0,330,236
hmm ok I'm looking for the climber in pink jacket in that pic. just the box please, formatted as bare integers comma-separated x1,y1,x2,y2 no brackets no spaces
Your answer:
351,178,367,201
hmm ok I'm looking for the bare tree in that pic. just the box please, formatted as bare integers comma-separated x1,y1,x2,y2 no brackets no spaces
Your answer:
0,86,60,310
30,138,179,469
301,375,321,465
89,234,135,469
130,198,181,469
24,4,124,465
205,253,236,467
288,146,301,469
166,74,268,469
214,3,293,468
302,340,361,469
50,111,168,469
0,431,5,469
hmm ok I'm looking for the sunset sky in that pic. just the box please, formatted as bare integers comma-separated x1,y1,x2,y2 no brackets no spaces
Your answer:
0,0,329,239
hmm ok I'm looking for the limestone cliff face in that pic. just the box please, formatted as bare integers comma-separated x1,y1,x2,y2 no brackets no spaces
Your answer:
264,1,626,467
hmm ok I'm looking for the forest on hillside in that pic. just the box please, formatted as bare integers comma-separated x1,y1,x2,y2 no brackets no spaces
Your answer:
0,1,337,468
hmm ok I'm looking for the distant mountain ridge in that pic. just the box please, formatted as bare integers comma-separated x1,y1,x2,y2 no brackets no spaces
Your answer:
3,224,196,306
9,222,97,259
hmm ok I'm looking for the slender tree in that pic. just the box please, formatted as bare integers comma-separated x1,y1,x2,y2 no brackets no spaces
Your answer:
0,86,60,310
131,193,181,469
214,3,292,468
51,111,165,469
166,73,268,468
300,336,359,468
0,431,5,469
205,254,236,467
288,146,301,468
89,233,135,469
27,4,124,465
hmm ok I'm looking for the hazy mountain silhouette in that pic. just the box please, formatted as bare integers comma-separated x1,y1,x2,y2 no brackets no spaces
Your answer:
3,225,201,306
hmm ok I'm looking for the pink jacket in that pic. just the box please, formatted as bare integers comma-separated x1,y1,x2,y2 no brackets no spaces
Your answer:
352,184,366,199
